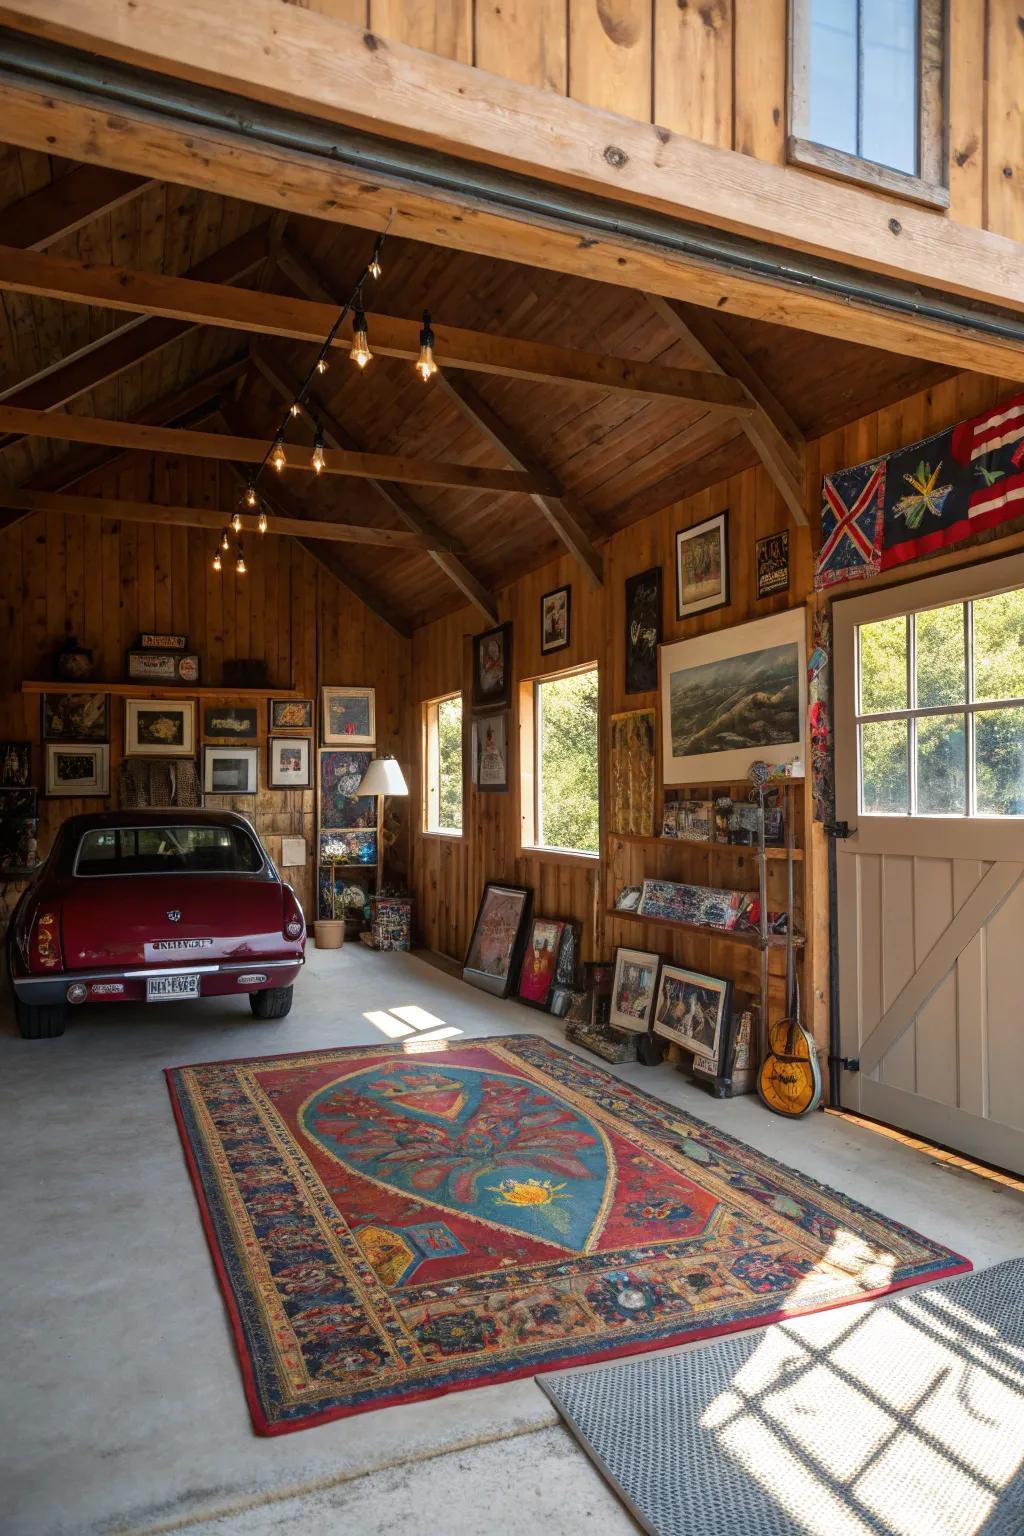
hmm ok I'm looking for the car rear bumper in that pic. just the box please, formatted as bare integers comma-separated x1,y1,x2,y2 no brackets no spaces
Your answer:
11,955,304,1007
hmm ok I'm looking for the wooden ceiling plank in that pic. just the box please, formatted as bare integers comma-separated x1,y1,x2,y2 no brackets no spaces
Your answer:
7,163,153,251
645,292,809,526
0,403,548,495
0,241,754,414
250,349,498,624
438,373,604,588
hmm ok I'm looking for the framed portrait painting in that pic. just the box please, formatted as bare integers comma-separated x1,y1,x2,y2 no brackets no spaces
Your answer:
624,567,662,694
41,692,108,742
125,699,195,758
268,736,312,789
471,711,508,792
463,882,532,998
540,586,571,654
322,686,375,746
675,510,729,620
660,608,806,784
472,622,512,709
652,964,733,1064
203,746,258,795
609,947,661,1033
516,917,565,1008
45,743,110,797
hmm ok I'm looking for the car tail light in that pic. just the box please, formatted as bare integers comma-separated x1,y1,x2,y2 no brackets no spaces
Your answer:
31,908,63,971
282,888,305,942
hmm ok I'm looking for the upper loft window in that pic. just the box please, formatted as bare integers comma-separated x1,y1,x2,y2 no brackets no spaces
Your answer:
789,0,948,207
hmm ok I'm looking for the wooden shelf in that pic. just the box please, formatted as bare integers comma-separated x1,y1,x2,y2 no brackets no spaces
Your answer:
21,681,300,698
608,832,803,860
608,907,804,950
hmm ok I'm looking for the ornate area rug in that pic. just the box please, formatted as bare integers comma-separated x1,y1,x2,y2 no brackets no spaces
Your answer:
165,1036,969,1434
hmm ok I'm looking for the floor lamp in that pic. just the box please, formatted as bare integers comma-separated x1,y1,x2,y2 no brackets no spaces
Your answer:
356,754,409,894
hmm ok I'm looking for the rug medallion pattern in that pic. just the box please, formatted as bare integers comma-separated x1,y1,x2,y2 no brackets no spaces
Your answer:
166,1037,969,1433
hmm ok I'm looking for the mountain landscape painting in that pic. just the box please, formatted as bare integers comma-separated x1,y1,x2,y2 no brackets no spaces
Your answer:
668,641,800,759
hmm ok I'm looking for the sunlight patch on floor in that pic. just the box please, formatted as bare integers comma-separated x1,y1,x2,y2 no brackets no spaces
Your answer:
363,1002,463,1048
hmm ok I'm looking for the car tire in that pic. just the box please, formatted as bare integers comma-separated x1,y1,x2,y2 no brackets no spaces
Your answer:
15,998,67,1039
249,985,293,1020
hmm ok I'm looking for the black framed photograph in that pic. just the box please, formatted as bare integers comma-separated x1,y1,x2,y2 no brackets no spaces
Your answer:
269,736,312,788
756,529,791,599
675,510,729,620
203,746,258,796
471,711,509,792
0,814,38,877
472,622,512,709
624,567,662,693
609,947,662,1034
45,744,110,798
41,692,109,743
269,698,314,730
652,964,733,1065
0,742,31,786
463,881,533,998
125,699,196,758
540,586,571,654
203,705,259,739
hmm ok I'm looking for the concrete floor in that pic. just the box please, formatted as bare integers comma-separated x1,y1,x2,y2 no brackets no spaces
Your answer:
1,943,1022,1536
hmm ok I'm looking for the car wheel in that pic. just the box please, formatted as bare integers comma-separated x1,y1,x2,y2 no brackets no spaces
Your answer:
249,985,293,1020
15,998,67,1039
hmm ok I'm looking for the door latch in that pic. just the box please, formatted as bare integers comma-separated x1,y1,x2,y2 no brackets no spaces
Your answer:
824,820,856,839
828,1055,860,1072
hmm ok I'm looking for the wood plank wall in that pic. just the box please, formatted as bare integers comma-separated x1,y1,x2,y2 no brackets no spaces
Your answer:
0,454,411,930
292,0,1024,240
410,369,1024,1051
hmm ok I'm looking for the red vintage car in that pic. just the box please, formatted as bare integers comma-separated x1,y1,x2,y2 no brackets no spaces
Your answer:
6,810,305,1039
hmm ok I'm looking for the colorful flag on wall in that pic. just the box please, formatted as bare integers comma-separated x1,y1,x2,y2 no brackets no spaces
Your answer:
815,392,1024,591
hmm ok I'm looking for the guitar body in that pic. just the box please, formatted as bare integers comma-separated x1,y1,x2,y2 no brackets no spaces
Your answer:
758,1018,822,1117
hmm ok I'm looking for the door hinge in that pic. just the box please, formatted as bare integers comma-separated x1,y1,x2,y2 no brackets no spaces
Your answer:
828,1054,860,1072
824,820,856,839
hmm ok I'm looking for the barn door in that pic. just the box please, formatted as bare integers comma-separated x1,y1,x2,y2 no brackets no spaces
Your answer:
833,553,1024,1175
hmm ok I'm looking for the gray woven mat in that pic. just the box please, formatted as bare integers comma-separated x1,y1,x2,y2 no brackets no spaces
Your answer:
540,1259,1024,1536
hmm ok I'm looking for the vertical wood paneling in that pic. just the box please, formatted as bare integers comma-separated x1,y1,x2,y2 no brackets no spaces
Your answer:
985,0,1024,240
912,856,958,1108
370,0,474,61
947,0,987,227
733,0,786,164
653,0,733,148
474,0,567,92
569,0,652,120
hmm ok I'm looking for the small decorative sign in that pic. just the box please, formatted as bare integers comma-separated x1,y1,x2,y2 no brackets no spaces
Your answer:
139,633,187,650
127,650,200,684
755,530,790,599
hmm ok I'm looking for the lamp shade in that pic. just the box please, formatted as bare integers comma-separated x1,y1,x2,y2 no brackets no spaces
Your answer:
356,755,409,797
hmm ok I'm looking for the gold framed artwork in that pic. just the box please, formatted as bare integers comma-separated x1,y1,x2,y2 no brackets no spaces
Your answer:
609,709,655,836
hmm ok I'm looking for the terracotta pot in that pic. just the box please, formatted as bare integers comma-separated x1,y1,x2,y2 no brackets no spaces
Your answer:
313,919,345,950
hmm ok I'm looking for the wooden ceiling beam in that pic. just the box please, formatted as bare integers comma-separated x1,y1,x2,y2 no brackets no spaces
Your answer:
0,403,548,495
8,163,153,251
251,348,499,625
438,374,604,589
644,294,809,526
0,242,754,415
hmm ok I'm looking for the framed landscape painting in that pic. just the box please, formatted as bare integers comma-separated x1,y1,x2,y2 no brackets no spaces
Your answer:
322,687,375,746
660,608,806,784
463,882,532,998
676,510,729,620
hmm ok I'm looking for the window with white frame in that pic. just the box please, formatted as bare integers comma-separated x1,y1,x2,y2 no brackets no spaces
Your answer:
521,666,599,855
789,0,946,203
423,692,463,835
855,588,1024,818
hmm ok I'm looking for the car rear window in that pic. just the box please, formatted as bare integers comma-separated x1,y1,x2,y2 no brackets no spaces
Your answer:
75,825,264,876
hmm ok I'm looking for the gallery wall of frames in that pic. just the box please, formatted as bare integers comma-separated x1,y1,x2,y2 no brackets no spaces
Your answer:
0,455,411,931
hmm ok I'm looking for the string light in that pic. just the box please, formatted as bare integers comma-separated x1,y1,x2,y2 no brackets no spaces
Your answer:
231,509,243,534
351,308,372,368
245,484,257,508
416,310,438,381
257,509,268,535
236,547,247,575
212,549,222,572
289,401,302,418
220,529,231,551
368,255,382,280
271,434,287,473
315,355,328,375
311,427,326,475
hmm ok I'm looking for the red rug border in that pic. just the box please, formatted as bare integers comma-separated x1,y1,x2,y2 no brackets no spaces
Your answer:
163,1046,973,1437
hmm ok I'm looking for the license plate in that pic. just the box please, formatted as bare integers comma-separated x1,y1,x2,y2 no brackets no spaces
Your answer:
147,973,201,1002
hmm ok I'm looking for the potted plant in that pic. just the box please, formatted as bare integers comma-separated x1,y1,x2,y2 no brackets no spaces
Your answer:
313,874,346,950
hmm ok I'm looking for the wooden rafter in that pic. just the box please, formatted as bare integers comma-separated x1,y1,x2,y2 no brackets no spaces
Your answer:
251,349,498,625
437,374,604,589
0,404,550,495
0,243,754,414
8,163,153,251
644,294,808,526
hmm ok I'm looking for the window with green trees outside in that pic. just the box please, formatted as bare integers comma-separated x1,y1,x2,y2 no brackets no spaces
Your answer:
531,667,600,854
424,692,463,834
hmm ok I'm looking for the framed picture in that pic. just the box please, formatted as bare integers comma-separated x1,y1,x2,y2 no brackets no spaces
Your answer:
322,686,375,746
653,964,733,1063
660,608,806,784
516,917,566,1008
320,828,377,866
269,736,312,789
203,746,258,795
0,815,38,876
625,567,662,694
471,711,508,792
555,921,581,988
675,510,729,620
609,709,655,836
0,742,31,786
463,882,532,998
609,946,662,1033
0,787,37,817
45,743,110,797
203,704,259,739
540,586,571,654
270,698,314,730
472,622,512,709
41,692,108,743
126,649,200,684
319,748,376,828
756,530,790,599
125,699,195,758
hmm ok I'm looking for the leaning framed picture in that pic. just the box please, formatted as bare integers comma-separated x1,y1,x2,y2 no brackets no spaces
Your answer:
472,622,512,709
652,964,733,1064
516,916,566,1009
45,743,110,798
41,692,108,742
268,736,312,788
124,699,196,758
322,686,375,746
203,746,258,795
463,881,532,998
471,710,508,792
609,946,662,1033
675,510,729,620
540,586,571,654
660,607,806,784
